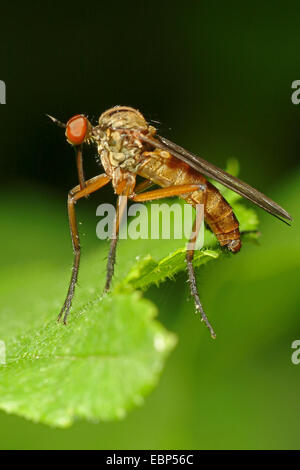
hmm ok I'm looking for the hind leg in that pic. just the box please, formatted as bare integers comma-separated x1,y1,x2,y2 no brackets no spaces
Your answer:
186,207,216,339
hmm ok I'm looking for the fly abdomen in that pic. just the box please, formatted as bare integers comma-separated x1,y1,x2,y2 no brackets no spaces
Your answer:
181,177,241,253
139,150,241,253
203,182,241,253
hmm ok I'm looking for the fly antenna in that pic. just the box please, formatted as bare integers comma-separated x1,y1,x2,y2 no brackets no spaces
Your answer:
46,114,66,128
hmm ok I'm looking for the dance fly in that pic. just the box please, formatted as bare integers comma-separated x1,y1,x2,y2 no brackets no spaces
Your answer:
48,106,292,338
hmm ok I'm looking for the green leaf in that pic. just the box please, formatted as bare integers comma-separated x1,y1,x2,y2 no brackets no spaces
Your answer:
0,160,259,428
123,248,219,290
0,291,176,427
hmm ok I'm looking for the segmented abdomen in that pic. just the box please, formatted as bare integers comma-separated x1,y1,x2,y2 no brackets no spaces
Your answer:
190,180,241,252
138,149,241,253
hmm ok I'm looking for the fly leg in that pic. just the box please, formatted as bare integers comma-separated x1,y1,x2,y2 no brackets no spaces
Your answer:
186,185,216,338
130,183,203,202
58,174,111,324
104,176,136,293
104,183,202,292
134,179,155,194
104,195,128,292
131,183,216,337
186,211,216,339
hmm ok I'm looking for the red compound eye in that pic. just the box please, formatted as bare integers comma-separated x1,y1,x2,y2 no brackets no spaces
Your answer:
65,114,88,145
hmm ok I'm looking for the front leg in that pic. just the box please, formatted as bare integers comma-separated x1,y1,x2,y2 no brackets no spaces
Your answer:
59,174,111,324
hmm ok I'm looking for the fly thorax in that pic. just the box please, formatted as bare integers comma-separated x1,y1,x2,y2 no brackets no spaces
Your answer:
96,129,143,174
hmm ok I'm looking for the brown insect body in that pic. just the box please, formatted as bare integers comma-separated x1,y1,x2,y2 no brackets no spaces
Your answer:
93,106,241,252
138,150,241,252
49,105,292,338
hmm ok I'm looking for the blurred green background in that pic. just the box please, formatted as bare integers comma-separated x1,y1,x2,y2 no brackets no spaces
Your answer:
0,1,299,449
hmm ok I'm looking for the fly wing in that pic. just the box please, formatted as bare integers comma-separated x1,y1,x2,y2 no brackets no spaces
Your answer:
138,133,293,223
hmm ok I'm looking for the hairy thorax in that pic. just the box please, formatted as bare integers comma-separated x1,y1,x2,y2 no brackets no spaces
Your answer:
92,107,155,185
